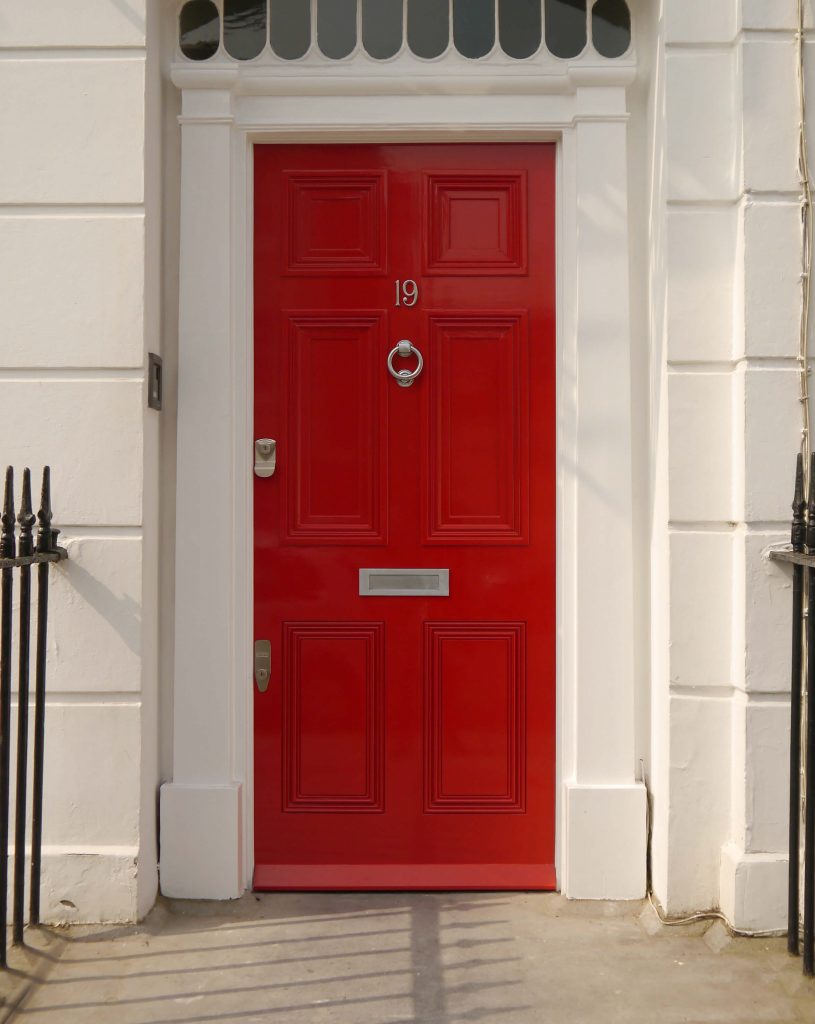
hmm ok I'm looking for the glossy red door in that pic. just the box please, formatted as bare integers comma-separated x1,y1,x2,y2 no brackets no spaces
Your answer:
254,144,556,889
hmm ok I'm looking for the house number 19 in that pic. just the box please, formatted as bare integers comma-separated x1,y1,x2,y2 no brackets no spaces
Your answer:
395,279,419,307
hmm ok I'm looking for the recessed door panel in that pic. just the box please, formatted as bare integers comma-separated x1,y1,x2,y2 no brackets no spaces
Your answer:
283,622,385,812
425,172,527,274
283,312,386,544
285,171,387,275
254,144,556,890
425,312,529,544
424,622,526,812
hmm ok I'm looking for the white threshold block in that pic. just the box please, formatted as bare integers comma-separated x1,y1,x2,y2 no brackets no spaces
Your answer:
160,782,243,900
720,841,787,933
563,782,647,900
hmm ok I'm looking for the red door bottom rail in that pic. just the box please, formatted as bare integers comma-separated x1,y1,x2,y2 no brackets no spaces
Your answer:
0,467,67,965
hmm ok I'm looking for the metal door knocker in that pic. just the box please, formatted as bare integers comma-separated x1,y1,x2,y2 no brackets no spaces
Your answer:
387,340,424,388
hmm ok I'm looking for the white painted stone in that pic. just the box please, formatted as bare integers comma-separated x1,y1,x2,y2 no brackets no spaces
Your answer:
742,202,802,359
669,532,734,688
666,207,737,364
45,537,144,694
572,116,638,786
22,847,139,925
0,215,145,368
0,0,147,48
8,703,141,847
742,39,799,195
743,701,791,853
160,783,243,900
743,368,803,523
562,783,647,900
740,0,809,31
742,531,794,694
666,52,739,202
668,372,734,523
660,695,732,913
0,381,143,526
0,59,145,204
665,0,737,44
720,842,787,933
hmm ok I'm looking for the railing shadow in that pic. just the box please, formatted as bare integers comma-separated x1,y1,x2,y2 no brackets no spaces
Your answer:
14,891,534,1023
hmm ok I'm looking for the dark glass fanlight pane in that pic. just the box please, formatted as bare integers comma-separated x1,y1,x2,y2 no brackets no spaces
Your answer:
408,0,449,59
180,0,220,61
224,0,267,60
453,0,494,58
363,0,403,59
271,0,311,59
318,0,357,58
499,0,542,59
544,0,587,58
592,0,630,58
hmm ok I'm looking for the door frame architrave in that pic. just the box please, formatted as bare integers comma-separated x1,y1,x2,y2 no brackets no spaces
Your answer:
160,59,647,901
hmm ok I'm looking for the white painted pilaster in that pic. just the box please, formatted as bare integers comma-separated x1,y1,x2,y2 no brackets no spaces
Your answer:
160,74,245,900
562,90,647,901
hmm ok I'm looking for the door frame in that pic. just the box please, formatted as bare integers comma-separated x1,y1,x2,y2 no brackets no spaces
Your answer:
160,58,647,901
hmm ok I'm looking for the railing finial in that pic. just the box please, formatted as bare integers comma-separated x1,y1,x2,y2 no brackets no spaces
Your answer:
17,470,35,560
1,469,15,560
807,454,815,554
794,453,806,552
36,468,54,555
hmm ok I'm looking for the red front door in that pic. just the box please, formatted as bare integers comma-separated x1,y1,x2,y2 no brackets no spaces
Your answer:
253,144,556,890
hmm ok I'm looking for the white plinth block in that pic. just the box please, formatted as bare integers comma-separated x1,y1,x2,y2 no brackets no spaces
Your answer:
160,783,243,900
563,783,648,900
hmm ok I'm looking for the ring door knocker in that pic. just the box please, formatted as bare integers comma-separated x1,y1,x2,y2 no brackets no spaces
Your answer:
387,340,424,388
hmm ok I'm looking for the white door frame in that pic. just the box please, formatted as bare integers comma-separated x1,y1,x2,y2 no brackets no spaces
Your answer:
160,55,646,900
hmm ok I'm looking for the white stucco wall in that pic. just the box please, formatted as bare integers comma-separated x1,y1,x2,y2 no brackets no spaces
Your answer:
649,0,808,929
0,0,160,922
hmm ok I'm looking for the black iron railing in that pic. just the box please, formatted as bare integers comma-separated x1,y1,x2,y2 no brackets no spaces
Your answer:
0,467,67,965
770,453,815,974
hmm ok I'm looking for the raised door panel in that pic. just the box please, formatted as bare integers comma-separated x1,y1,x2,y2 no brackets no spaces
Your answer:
424,622,526,812
425,313,529,545
283,622,385,812
284,171,387,275
425,172,527,275
284,312,386,544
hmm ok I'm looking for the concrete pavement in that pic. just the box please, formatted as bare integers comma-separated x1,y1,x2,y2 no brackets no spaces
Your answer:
4,892,815,1023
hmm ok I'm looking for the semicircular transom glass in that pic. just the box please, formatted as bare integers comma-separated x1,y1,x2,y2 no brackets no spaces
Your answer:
363,0,404,59
453,0,495,59
179,0,632,62
408,0,450,58
318,0,357,58
270,0,312,59
224,0,267,60
592,0,630,58
180,0,221,61
499,0,542,59
544,0,587,59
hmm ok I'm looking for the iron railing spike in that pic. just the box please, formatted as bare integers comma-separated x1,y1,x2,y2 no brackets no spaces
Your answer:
794,453,806,552
37,467,54,556
806,454,815,553
1,469,15,558
17,470,34,557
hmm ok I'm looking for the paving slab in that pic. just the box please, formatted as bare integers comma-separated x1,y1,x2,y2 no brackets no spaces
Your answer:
6,893,815,1023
